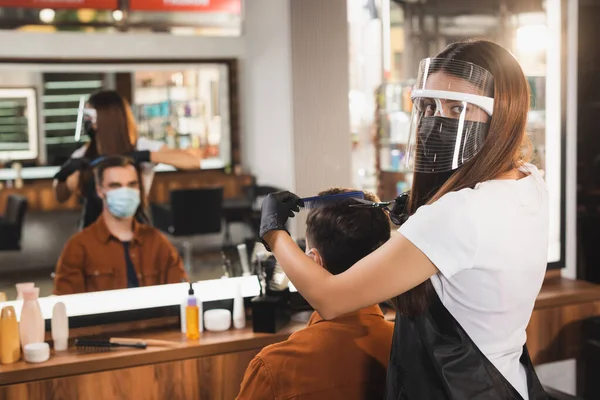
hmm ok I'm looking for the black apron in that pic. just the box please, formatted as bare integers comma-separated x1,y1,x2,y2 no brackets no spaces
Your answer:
386,291,549,400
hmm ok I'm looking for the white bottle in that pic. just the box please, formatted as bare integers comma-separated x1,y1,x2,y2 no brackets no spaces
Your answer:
233,282,246,329
51,302,69,351
181,283,203,333
19,288,45,350
237,244,251,276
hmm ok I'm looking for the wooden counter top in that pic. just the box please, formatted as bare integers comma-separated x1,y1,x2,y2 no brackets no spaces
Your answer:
2,275,600,389
0,321,305,386
535,275,600,309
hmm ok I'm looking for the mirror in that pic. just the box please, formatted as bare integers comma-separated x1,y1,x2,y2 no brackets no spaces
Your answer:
0,60,249,301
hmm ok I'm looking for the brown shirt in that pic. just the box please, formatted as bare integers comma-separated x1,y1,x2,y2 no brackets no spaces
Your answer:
237,305,393,400
53,216,187,295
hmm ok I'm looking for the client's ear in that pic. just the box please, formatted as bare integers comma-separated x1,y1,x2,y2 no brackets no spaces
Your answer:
306,248,324,267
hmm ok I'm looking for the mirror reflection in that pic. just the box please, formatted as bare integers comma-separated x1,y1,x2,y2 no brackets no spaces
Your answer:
0,61,256,300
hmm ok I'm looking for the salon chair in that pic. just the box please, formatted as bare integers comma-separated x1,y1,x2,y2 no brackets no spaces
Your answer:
151,187,224,273
0,195,28,251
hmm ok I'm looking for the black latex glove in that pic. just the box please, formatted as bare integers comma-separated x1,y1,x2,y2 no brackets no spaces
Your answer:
128,150,151,164
54,158,89,182
259,191,304,251
388,192,409,226
83,120,96,139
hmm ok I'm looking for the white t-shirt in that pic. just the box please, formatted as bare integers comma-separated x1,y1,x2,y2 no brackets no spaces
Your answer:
71,137,164,195
399,163,548,400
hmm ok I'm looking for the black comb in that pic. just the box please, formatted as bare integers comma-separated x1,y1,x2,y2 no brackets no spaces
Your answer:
75,338,147,352
301,191,365,209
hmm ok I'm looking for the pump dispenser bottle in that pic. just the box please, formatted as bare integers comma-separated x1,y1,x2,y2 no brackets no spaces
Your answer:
185,283,200,340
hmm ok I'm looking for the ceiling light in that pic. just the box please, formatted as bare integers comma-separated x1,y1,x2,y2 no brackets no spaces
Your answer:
112,10,124,22
39,9,55,24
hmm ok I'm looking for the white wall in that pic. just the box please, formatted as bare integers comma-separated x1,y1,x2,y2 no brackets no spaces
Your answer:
290,0,352,234
0,30,245,59
243,0,295,191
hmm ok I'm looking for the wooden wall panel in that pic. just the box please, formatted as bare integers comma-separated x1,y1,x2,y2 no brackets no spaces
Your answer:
0,349,259,400
0,172,253,212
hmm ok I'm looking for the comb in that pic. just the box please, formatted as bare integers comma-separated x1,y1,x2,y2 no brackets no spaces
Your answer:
110,337,182,348
75,338,147,352
301,191,365,209
89,156,107,168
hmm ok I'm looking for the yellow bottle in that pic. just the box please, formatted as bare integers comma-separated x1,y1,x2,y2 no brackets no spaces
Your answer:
0,306,21,364
186,297,200,340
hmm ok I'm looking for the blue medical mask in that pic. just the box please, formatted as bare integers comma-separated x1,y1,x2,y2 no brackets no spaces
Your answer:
105,187,140,219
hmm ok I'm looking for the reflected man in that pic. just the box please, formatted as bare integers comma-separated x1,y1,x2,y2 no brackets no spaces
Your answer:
53,156,187,295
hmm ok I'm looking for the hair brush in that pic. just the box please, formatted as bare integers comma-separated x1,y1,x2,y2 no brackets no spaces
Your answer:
301,191,365,209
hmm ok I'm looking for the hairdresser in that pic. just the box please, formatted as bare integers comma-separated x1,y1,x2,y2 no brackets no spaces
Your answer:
260,40,549,399
53,90,202,228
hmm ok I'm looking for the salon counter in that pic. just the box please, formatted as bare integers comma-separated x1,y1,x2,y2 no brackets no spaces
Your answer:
0,274,599,400
0,321,306,400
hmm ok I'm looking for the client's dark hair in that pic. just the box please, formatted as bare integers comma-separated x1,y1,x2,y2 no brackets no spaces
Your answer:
93,155,148,224
305,188,391,275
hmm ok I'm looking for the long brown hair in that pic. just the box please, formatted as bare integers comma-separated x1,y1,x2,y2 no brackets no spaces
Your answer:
80,90,137,195
392,39,532,316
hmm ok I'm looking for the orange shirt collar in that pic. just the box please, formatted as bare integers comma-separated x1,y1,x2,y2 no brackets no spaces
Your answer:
308,304,384,326
93,214,143,246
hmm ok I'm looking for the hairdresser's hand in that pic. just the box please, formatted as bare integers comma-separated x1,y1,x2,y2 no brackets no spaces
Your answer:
388,192,410,226
128,150,151,164
259,191,304,251
54,157,89,182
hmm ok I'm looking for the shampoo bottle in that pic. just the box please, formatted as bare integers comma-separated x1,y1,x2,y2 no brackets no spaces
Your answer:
185,282,200,340
0,306,20,364
19,288,44,349
51,302,69,351
232,282,246,329
181,282,202,334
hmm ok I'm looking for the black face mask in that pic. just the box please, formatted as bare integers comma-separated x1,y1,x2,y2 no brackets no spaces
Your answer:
415,116,489,172
83,120,96,140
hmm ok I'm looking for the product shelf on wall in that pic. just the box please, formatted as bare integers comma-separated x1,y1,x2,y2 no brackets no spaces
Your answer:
133,69,222,157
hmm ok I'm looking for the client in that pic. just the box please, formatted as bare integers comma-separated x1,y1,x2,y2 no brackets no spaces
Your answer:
237,189,393,400
53,156,187,295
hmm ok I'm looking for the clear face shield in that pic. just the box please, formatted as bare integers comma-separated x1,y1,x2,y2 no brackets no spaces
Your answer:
74,95,97,142
405,58,495,173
